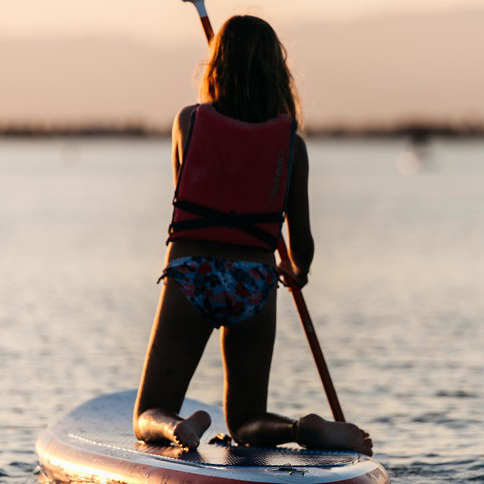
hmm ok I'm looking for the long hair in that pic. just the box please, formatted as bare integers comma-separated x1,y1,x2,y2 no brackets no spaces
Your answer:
200,15,302,126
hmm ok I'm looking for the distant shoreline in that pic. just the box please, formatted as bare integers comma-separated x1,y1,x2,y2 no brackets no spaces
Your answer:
2,122,484,139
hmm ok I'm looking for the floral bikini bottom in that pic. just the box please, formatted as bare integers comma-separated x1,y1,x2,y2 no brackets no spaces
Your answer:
158,256,278,328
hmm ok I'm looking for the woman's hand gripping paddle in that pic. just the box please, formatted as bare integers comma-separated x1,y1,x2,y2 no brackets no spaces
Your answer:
180,0,345,423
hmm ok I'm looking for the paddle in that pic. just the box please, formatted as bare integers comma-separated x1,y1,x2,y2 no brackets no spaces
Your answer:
181,0,345,423
182,0,214,42
276,240,345,422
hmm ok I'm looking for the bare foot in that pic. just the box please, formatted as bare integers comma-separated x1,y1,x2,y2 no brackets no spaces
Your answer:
295,414,373,456
171,410,212,450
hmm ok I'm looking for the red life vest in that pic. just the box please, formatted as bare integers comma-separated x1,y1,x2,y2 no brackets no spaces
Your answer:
167,104,296,251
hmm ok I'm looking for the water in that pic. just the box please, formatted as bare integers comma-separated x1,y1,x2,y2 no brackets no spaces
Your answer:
1,137,483,483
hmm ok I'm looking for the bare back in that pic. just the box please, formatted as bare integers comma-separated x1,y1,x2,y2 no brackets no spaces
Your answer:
168,104,313,278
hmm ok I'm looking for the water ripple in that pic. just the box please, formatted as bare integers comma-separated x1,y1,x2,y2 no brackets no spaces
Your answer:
2,139,484,482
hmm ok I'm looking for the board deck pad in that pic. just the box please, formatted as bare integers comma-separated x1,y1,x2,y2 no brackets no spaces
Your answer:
37,390,390,483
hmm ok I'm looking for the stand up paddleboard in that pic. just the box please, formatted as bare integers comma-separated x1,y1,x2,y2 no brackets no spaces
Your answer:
36,390,390,483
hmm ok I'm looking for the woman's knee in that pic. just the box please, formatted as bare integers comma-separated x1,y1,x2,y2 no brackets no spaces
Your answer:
225,413,272,446
224,404,264,445
225,414,247,444
133,410,145,440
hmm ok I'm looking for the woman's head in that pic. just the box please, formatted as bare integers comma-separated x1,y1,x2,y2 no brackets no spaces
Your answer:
200,15,301,125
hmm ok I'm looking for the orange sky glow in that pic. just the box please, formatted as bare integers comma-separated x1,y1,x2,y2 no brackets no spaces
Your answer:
1,0,484,127
2,0,484,43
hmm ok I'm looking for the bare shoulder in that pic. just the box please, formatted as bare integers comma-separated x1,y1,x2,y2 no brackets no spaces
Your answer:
173,104,198,138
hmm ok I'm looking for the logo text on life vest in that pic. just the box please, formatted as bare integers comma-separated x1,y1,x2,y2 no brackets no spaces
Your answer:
270,151,285,205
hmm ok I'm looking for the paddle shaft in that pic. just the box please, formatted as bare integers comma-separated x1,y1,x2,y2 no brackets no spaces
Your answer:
183,0,214,42
181,0,345,423
277,239,345,422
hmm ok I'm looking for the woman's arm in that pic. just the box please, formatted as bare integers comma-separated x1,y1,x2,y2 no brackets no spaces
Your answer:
171,105,197,185
285,134,314,287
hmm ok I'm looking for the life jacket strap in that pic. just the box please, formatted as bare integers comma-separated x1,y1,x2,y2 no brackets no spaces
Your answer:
169,200,283,249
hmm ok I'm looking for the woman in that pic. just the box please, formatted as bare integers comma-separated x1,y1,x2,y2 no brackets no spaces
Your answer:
133,15,372,456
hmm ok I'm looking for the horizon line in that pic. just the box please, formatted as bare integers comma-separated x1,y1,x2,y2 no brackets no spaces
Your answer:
2,119,484,139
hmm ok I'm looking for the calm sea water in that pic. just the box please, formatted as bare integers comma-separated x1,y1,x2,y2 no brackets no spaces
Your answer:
1,137,483,483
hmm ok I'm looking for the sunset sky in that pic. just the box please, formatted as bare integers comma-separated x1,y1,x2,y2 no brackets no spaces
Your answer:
1,0,484,127
3,0,484,42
